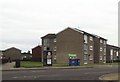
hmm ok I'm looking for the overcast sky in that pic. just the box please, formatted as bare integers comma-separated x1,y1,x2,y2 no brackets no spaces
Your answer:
0,0,119,52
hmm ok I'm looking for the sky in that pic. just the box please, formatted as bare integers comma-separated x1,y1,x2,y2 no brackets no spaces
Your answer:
0,0,119,52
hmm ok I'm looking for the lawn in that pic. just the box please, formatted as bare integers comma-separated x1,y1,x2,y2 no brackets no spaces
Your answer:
20,61,119,68
21,61,43,68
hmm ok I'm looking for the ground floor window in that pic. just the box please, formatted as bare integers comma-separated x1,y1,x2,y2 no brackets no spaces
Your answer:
89,55,93,60
100,55,102,60
84,54,88,64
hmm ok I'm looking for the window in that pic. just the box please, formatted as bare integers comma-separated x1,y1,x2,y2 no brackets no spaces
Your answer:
89,46,93,50
24,56,27,58
54,46,57,51
117,51,118,56
44,47,47,50
84,55,87,60
84,51,88,54
104,41,106,45
89,55,93,60
43,39,47,46
103,56,106,60
111,55,113,60
84,44,88,50
114,50,116,53
110,49,113,55
100,55,102,60
104,53,106,55
104,48,106,52
113,56,116,60
54,39,56,42
84,35,88,43
54,55,56,60
90,36,93,41
43,39,49,46
100,47,103,51
100,39,103,43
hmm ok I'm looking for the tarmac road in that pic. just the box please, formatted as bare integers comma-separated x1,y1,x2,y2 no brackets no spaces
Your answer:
2,66,118,80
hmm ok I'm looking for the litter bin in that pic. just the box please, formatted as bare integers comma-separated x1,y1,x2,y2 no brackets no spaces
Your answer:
69,59,80,66
76,59,80,66
15,60,20,68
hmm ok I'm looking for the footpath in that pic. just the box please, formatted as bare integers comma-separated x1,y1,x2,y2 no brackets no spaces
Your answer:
1,63,93,71
99,73,119,80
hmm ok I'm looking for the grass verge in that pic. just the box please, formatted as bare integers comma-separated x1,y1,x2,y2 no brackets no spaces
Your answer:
20,61,43,68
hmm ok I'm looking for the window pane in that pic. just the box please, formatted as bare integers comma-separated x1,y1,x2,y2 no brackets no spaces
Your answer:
84,35,88,43
89,46,93,50
90,36,93,41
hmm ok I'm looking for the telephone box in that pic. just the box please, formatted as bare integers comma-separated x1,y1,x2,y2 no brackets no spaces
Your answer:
43,51,52,66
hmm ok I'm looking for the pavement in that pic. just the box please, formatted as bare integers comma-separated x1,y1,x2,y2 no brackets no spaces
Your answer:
99,73,119,80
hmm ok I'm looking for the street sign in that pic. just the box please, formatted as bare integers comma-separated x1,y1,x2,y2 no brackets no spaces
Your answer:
68,54,77,57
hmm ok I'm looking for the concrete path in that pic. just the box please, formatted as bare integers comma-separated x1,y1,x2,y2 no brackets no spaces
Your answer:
2,62,15,70
99,73,119,80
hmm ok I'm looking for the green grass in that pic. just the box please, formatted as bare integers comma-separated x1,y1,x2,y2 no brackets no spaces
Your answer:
21,61,43,68
53,64,69,67
20,61,119,68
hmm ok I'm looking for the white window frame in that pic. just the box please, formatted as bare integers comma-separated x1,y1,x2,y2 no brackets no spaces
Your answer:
84,51,88,54
89,55,93,60
90,36,93,41
54,46,57,51
100,47,103,51
110,49,113,56
104,48,106,52
84,35,88,43
103,56,106,60
54,39,56,42
84,55,87,60
100,55,102,60
89,46,93,51
110,55,113,60
100,39,103,43
117,51,118,56
104,41,106,45
84,44,88,51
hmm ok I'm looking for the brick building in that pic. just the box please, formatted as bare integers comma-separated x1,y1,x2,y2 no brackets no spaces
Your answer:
106,44,120,63
32,45,42,62
3,47,21,61
56,27,107,65
41,34,56,63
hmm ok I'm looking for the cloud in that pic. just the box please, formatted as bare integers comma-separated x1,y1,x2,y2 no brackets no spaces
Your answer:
0,0,119,51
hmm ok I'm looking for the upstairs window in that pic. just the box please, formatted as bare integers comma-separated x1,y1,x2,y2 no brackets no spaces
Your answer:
100,39,103,43
53,46,57,51
43,39,49,46
84,35,88,43
104,48,106,52
104,41,106,45
100,47,103,51
54,39,56,42
84,44,88,51
89,46,93,51
90,36,93,41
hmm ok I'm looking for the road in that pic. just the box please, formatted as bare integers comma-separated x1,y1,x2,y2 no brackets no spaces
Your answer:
2,66,118,80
